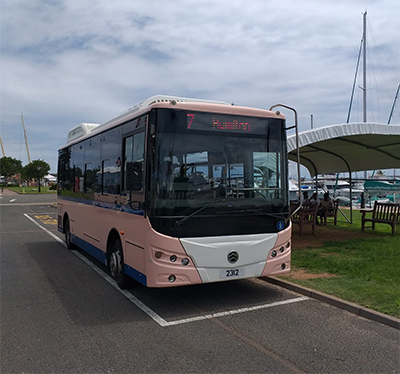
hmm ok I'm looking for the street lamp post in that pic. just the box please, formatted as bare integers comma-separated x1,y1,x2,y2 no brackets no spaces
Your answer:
36,165,42,193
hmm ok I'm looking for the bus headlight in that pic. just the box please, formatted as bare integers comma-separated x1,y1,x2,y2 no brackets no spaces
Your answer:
155,251,162,259
181,258,189,266
271,250,277,258
170,255,177,262
168,275,176,283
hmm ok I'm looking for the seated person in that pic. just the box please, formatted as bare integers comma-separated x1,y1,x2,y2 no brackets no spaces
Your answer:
302,191,309,205
309,192,319,206
173,165,189,199
317,192,333,225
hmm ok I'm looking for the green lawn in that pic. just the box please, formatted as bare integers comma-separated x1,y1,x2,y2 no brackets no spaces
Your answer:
4,186,56,194
281,209,400,318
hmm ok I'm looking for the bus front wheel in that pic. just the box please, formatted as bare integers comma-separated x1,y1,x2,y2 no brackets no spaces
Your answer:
109,238,129,289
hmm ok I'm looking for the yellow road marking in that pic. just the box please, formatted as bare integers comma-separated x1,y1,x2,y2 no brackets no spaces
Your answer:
34,214,57,225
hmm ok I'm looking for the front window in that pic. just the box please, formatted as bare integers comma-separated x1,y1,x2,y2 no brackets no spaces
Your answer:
149,109,288,237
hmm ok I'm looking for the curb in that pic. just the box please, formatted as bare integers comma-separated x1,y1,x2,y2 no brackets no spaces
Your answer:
263,276,400,330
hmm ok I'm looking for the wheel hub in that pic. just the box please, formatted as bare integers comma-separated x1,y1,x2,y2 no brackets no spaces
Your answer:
110,251,121,279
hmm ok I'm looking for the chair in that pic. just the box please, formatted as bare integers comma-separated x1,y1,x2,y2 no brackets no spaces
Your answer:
291,202,318,236
323,199,339,225
361,202,399,235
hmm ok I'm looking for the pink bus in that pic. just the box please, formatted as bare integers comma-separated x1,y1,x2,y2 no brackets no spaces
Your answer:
57,95,294,288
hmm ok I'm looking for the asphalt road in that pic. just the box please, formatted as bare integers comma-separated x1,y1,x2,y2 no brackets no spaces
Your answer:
1,193,399,374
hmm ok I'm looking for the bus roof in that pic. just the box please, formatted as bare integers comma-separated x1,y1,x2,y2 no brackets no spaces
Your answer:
67,123,99,144
61,95,285,148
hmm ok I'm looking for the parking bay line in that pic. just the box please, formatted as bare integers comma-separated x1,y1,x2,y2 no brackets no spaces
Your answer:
165,296,309,326
23,213,309,327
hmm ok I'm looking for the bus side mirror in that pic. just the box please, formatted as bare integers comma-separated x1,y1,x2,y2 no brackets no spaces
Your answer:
126,162,143,191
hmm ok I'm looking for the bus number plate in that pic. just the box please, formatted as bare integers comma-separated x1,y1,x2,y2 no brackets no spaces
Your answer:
220,268,244,279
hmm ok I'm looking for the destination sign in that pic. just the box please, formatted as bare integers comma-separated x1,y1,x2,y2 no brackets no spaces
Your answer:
187,113,267,134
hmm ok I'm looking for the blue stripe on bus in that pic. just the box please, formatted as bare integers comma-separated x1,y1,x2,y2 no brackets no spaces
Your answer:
70,234,147,286
71,234,107,264
125,264,147,286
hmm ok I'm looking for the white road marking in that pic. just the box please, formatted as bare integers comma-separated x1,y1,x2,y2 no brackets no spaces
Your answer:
24,213,169,326
24,213,65,246
23,213,309,327
9,199,16,202
71,249,170,327
166,297,309,326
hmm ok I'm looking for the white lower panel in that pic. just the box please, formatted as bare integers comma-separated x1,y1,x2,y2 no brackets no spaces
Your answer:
180,233,277,283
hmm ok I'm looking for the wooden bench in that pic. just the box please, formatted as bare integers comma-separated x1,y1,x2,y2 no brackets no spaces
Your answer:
291,202,318,236
323,199,339,225
361,201,400,235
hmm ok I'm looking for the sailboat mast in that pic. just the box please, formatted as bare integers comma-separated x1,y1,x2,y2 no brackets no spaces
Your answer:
21,113,31,163
346,39,363,123
0,135,5,157
363,11,367,123
388,83,400,124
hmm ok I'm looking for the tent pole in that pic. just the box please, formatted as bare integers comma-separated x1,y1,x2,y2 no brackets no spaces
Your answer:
349,171,353,224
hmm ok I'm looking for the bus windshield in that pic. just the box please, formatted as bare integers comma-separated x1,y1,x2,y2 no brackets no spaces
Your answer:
149,109,288,237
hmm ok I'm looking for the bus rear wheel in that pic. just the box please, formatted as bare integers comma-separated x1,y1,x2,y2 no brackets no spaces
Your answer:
109,238,130,289
64,217,75,250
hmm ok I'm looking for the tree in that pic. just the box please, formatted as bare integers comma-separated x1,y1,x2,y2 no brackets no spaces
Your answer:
21,164,33,185
0,157,23,185
23,160,50,192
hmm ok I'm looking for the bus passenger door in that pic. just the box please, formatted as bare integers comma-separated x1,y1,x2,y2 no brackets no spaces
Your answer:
122,127,146,275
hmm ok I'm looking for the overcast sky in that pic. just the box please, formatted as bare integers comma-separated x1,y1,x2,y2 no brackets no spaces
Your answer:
1,0,399,174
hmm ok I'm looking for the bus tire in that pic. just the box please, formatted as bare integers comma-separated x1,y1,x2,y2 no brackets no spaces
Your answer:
64,216,75,250
109,238,130,289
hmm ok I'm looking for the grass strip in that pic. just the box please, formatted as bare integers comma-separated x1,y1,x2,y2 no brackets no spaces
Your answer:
282,210,400,318
4,186,56,194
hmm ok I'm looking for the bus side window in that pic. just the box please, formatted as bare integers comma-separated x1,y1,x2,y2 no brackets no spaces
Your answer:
102,159,121,195
101,128,121,194
124,131,145,192
126,162,143,191
58,148,70,192
84,162,93,193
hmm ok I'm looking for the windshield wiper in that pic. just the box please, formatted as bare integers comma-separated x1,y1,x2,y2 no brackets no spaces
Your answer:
216,207,287,219
241,208,290,226
174,200,224,230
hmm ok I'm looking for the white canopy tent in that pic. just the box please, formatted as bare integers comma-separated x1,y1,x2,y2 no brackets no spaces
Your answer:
44,174,57,182
287,123,400,177
287,122,400,223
